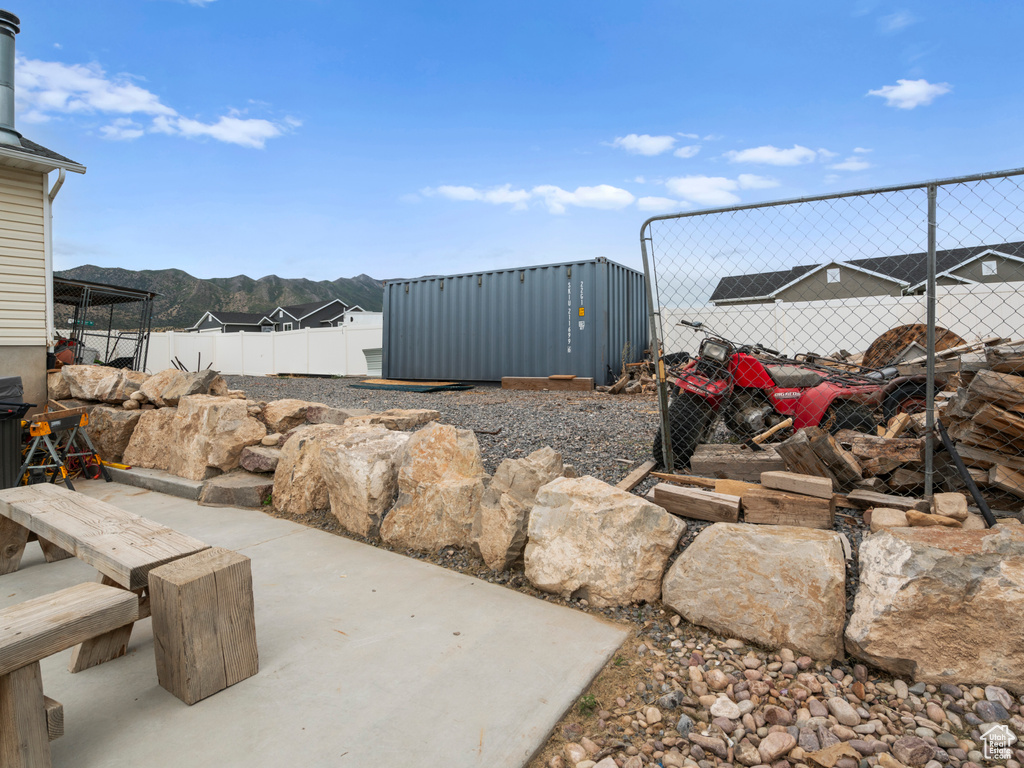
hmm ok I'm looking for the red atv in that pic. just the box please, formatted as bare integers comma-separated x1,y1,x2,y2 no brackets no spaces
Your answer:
653,321,928,469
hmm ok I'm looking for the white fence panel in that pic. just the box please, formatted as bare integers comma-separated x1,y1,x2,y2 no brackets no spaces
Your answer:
662,281,1024,358
143,325,382,376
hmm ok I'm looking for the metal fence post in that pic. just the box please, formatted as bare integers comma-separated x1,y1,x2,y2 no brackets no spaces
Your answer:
925,184,937,499
640,222,674,470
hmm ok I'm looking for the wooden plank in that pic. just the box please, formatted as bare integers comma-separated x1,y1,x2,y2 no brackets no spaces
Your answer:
988,465,1024,499
741,487,835,530
0,583,139,678
845,490,931,513
760,471,834,499
0,484,209,590
547,374,576,380
0,662,50,768
29,407,86,424
0,516,29,576
649,484,740,523
714,479,761,497
650,472,716,489
43,697,62,742
616,460,656,492
689,444,787,483
500,377,594,392
149,548,259,705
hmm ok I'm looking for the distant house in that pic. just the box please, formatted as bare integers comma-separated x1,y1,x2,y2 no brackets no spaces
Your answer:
188,299,359,333
710,240,1024,306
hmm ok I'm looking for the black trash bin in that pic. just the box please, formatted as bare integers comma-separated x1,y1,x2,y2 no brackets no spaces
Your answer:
0,375,29,490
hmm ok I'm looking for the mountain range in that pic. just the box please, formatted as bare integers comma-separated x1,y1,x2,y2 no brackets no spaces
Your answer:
54,265,385,330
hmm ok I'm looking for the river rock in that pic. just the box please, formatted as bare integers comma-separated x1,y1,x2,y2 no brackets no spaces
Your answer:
524,476,685,607
893,737,936,766
239,445,282,474
84,406,141,464
379,422,486,551
470,446,565,571
47,370,71,400
320,425,411,538
662,523,846,659
273,424,351,516
260,399,328,433
846,526,1024,692
759,731,797,763
933,492,969,521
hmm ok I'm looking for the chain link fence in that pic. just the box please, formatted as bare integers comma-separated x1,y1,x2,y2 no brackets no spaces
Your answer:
52,277,155,371
641,168,1024,513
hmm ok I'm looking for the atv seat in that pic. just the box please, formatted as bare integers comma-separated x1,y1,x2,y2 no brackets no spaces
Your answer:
766,365,823,389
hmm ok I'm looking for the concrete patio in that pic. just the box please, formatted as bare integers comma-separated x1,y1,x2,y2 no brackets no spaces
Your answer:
0,480,627,768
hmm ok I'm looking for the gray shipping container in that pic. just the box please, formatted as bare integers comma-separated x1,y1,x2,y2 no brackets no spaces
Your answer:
382,258,648,384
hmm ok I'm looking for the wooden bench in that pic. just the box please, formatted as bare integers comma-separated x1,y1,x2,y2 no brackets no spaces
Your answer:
1,582,139,767
0,484,209,672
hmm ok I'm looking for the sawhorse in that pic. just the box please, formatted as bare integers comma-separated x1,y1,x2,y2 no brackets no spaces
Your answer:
18,407,111,491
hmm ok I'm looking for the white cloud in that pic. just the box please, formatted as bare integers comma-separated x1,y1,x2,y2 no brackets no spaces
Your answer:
637,196,689,213
703,134,724,141
867,78,951,109
737,174,780,189
816,148,838,160
423,184,531,210
664,176,741,206
725,144,818,166
853,147,872,153
634,176,646,184
16,56,294,148
100,117,145,141
677,132,699,139
879,11,915,33
829,157,872,171
532,184,635,214
609,133,676,156
673,144,700,159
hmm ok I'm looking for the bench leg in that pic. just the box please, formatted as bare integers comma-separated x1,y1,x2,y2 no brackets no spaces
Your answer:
0,517,29,576
38,537,73,563
0,662,52,768
43,697,63,742
68,574,142,674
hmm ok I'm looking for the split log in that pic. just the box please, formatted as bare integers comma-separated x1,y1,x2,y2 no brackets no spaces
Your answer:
740,487,835,530
833,430,924,462
986,342,1024,374
649,484,740,523
988,465,1024,499
949,402,1024,455
888,467,926,492
883,412,913,439
760,471,834,499
845,489,931,513
688,444,787,483
964,369,1024,413
954,444,1024,473
775,427,862,491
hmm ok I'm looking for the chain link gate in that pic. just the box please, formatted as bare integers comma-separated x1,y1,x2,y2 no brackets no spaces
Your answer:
641,167,1024,515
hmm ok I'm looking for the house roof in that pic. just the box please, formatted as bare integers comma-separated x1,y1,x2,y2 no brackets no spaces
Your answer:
274,298,347,321
188,311,266,330
0,137,87,174
710,240,1024,302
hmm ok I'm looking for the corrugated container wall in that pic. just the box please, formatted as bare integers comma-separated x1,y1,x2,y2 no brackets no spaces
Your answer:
382,258,648,384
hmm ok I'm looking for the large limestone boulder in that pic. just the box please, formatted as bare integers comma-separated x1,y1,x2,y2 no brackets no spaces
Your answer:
166,396,266,481
320,425,411,538
524,476,686,608
61,365,148,403
47,370,71,400
123,407,179,469
139,369,219,407
84,406,141,464
260,399,328,433
272,424,350,516
305,405,372,425
471,447,565,571
346,409,441,431
662,523,846,659
379,422,487,552
846,526,1024,692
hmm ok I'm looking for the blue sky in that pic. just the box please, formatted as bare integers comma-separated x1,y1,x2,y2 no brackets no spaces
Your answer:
15,1,1024,282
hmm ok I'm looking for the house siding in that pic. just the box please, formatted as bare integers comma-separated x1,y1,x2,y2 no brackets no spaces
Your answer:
302,302,347,328
774,265,902,303
0,167,46,347
951,255,1024,284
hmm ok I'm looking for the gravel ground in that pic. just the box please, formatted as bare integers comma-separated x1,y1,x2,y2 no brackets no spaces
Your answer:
227,375,660,481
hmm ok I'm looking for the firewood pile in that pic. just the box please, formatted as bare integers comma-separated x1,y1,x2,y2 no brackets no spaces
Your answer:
598,360,656,395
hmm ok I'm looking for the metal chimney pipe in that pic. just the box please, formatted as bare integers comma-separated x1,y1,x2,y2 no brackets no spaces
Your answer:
0,10,21,146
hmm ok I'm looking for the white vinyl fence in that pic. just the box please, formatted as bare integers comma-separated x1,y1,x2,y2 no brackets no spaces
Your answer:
662,281,1024,358
145,324,383,376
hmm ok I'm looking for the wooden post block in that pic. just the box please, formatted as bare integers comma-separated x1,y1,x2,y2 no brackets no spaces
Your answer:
760,471,834,499
689,444,787,483
0,662,51,768
741,487,836,530
650,483,740,523
0,516,29,576
149,548,258,705
43,697,62,742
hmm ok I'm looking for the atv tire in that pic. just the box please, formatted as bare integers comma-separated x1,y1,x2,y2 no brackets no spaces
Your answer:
882,381,928,422
653,393,717,470
823,400,877,435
